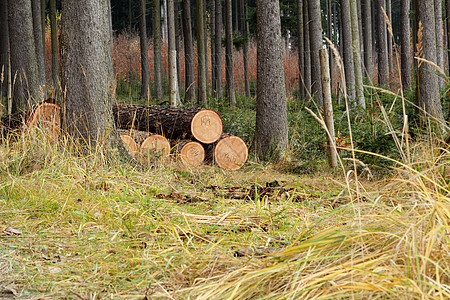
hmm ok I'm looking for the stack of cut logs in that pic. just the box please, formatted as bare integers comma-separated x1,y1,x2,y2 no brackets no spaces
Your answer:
113,104,248,170
0,100,248,170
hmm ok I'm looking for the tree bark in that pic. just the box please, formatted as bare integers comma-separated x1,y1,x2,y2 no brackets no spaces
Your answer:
196,0,207,104
0,0,8,100
362,0,373,79
214,0,223,97
242,0,250,98
350,0,365,108
377,0,389,86
182,0,196,103
31,0,46,92
297,0,305,100
416,0,443,119
400,0,411,90
167,0,180,106
153,0,164,99
308,0,323,106
50,0,59,88
210,0,216,97
434,0,445,89
303,0,311,98
254,0,288,161
340,0,356,100
60,0,118,148
225,0,236,106
8,0,41,112
139,0,150,100
387,0,392,74
319,49,337,168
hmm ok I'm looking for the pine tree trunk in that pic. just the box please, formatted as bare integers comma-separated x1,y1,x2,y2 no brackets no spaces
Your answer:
225,0,236,106
377,0,389,86
50,0,58,88
363,0,373,79
327,0,333,91
31,0,46,91
434,0,445,89
215,0,223,97
308,0,323,106
153,0,164,99
416,0,443,118
350,0,365,108
387,0,393,74
60,0,119,148
210,0,217,97
297,0,305,100
400,0,411,90
254,0,288,161
0,0,8,100
167,0,180,106
139,0,150,100
182,0,196,103
242,0,250,98
303,0,311,98
340,0,356,100
8,0,41,112
319,48,337,168
196,0,207,104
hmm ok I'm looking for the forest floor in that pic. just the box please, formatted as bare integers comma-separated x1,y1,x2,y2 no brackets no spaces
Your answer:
0,136,449,299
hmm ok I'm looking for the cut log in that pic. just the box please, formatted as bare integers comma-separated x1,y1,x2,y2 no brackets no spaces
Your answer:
1,98,60,142
113,104,223,144
209,135,248,170
140,134,171,159
118,131,139,155
174,141,205,166
24,101,60,142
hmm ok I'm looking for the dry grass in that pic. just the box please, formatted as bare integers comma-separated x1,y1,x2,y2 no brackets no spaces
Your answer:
0,132,449,299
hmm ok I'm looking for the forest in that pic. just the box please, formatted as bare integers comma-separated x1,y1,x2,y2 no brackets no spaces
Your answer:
0,0,449,299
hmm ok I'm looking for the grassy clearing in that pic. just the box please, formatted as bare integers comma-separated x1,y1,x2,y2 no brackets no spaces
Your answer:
0,132,448,299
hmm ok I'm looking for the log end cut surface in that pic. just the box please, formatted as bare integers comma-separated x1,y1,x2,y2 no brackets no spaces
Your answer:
191,110,223,144
25,102,61,142
140,134,171,158
214,135,248,170
180,141,205,166
120,133,139,154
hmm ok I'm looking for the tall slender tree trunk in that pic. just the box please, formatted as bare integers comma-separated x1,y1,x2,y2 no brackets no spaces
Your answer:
0,0,8,101
50,0,59,88
225,0,236,106
416,0,443,119
8,0,41,112
350,0,365,108
327,0,333,93
167,0,180,106
434,0,445,89
400,0,411,90
196,0,207,104
303,0,311,98
254,0,288,161
363,0,373,79
242,0,250,98
153,0,164,99
210,0,216,97
174,0,182,95
308,0,323,106
297,0,305,100
340,0,356,100
139,0,150,100
387,0,392,74
182,0,196,103
377,0,389,86
31,0,46,92
215,0,223,97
